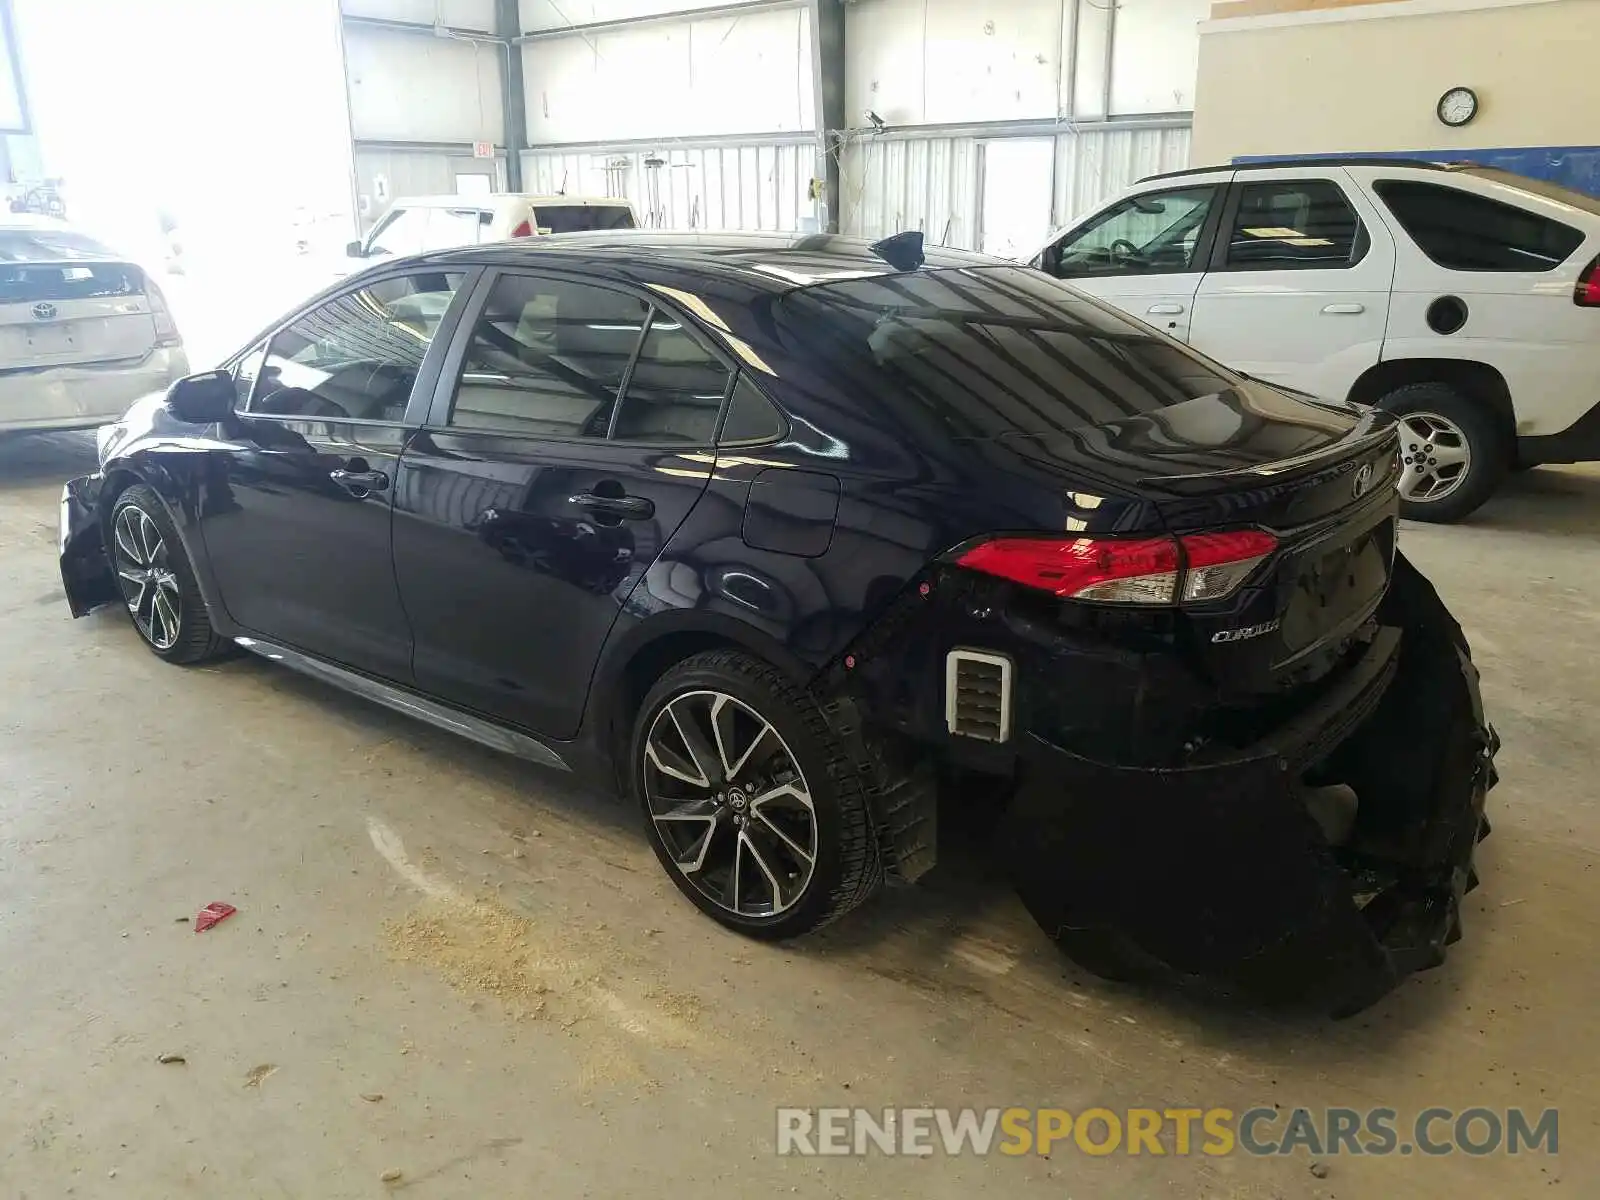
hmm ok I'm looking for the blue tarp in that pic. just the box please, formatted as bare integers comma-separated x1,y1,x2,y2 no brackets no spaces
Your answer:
1235,146,1600,199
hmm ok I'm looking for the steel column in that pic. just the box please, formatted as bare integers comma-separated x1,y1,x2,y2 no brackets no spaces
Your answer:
496,0,526,190
809,0,845,232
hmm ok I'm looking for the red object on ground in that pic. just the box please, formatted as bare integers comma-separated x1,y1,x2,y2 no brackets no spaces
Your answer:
194,902,237,933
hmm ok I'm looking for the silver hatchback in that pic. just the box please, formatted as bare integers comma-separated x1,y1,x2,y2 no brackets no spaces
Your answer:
0,215,188,434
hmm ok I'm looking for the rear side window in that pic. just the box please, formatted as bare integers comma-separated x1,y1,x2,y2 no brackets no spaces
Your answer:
785,266,1237,435
610,312,729,444
1374,180,1585,272
719,374,785,444
1223,179,1363,269
532,205,637,234
248,271,463,420
447,274,648,437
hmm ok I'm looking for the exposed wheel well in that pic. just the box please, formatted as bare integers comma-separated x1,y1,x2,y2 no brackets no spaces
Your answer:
98,469,141,535
615,631,741,729
1347,359,1516,448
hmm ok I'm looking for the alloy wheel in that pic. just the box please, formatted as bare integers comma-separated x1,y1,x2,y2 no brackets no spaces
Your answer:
643,690,818,919
1397,411,1472,504
112,505,182,651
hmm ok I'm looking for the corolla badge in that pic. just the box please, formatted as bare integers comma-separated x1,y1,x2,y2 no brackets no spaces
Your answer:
31,302,57,321
1211,619,1281,644
1351,462,1375,499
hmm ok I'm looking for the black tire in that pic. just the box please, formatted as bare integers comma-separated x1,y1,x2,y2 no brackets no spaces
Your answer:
631,648,883,938
108,485,228,664
1376,382,1508,523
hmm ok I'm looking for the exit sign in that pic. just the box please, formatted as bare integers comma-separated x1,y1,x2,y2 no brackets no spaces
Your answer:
472,141,495,159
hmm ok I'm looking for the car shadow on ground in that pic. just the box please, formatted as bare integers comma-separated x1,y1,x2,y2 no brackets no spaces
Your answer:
0,431,99,487
1455,464,1600,537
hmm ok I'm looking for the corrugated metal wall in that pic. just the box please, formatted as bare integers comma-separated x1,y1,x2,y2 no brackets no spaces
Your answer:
1052,126,1194,224
352,148,507,217
522,141,818,231
841,125,1193,249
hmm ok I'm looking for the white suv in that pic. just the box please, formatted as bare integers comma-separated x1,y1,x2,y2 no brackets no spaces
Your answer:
0,214,188,435
1031,159,1600,522
344,194,639,270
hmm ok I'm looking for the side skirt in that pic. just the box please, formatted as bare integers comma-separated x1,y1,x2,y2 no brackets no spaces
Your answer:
234,637,571,773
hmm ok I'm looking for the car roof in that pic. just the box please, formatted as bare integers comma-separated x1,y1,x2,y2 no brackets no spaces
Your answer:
413,230,999,292
389,193,632,209
1140,157,1454,183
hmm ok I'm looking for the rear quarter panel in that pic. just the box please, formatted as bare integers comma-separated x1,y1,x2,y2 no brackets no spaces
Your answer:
587,274,1164,713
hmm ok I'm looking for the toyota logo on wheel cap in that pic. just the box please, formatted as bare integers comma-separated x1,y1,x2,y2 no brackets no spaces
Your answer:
1352,462,1375,499
31,302,57,321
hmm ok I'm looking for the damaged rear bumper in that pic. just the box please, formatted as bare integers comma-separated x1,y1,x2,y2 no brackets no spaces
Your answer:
1002,553,1498,1016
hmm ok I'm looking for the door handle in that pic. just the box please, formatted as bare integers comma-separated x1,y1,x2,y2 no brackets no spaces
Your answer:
329,467,390,494
1147,303,1185,315
569,492,655,521
1321,303,1365,315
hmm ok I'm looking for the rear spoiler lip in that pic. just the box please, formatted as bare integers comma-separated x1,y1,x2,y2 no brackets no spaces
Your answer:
1139,422,1398,487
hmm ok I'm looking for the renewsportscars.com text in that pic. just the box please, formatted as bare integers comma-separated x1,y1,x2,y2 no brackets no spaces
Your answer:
776,1106,1558,1158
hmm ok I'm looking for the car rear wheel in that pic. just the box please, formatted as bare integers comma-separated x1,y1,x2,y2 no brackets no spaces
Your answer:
109,485,227,664
632,649,883,938
1377,383,1507,523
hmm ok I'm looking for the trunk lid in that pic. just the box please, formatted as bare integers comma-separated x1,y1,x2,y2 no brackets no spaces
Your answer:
0,259,158,368
1001,387,1402,696
1147,411,1403,699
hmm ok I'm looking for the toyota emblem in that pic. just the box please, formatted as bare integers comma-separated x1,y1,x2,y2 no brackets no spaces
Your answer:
31,301,57,321
1352,462,1375,499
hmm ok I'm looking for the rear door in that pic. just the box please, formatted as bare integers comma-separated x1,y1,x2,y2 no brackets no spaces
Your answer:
1188,169,1394,401
1035,172,1231,342
0,228,164,367
392,268,726,738
201,268,469,681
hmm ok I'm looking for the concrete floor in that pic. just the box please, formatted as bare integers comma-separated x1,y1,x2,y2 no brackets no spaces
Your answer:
0,432,1594,1199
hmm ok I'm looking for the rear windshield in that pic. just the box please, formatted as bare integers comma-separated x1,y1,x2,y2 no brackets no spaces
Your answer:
0,228,117,263
782,266,1237,436
0,260,144,304
534,205,637,234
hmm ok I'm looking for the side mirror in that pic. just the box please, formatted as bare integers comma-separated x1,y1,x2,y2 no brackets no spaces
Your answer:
345,239,365,258
166,370,235,424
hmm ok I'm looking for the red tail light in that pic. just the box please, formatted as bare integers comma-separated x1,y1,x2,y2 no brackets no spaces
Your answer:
953,529,1277,606
1575,255,1600,307
146,278,182,347
510,220,533,238
956,536,1179,603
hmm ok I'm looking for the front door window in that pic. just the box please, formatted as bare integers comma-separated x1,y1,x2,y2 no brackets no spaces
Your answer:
1049,186,1218,278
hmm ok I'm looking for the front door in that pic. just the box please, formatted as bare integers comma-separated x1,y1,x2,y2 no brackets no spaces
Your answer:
1038,176,1230,342
201,270,466,681
1187,170,1395,401
393,270,729,739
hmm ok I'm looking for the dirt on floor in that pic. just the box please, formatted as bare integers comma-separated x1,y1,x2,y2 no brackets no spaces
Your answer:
0,432,1595,1198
